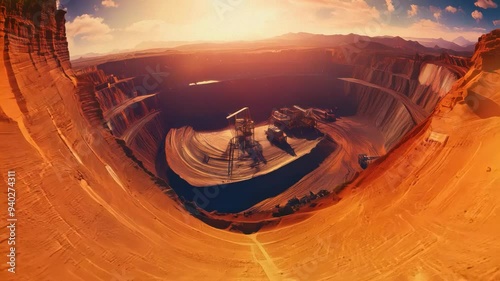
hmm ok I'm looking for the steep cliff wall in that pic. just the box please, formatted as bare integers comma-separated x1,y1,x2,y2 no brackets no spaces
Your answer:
0,0,72,117
0,0,75,158
0,3,182,279
76,68,167,173
1,1,71,73
346,54,463,149
0,2,169,277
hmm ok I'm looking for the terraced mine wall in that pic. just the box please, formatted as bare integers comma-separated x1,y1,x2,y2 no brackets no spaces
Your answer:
92,51,356,178
76,67,167,174
92,50,466,181
346,53,465,149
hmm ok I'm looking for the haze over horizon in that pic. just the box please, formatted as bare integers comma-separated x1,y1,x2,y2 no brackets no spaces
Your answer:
62,0,500,57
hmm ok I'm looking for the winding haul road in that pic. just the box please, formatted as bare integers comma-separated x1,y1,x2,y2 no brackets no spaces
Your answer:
339,77,428,124
103,93,157,121
120,110,160,144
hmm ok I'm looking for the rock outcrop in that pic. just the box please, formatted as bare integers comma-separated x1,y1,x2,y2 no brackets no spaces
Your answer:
472,29,500,72
75,67,167,174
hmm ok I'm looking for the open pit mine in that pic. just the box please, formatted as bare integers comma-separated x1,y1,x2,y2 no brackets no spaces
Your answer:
1,1,500,280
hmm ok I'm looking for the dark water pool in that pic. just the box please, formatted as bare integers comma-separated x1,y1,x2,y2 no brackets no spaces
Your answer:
164,139,336,213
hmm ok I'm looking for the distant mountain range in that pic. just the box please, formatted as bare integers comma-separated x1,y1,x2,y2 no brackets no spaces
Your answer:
452,36,475,47
134,40,207,50
405,36,475,52
72,32,477,60
169,33,474,56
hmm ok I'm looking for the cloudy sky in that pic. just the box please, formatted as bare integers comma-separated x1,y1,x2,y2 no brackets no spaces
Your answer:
61,0,500,57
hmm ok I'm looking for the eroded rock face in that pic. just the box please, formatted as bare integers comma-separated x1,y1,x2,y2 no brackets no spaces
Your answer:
346,54,465,149
0,0,72,120
440,29,500,110
0,0,70,71
76,67,167,174
472,29,500,72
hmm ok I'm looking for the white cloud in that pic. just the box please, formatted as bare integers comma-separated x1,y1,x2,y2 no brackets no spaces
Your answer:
123,19,198,43
494,19,500,26
409,19,442,31
68,0,488,58
125,20,168,33
471,10,483,21
396,19,484,42
407,4,418,17
386,0,395,13
66,14,113,41
429,6,442,21
102,0,118,8
285,0,381,32
445,6,458,13
474,0,498,9
434,12,441,20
